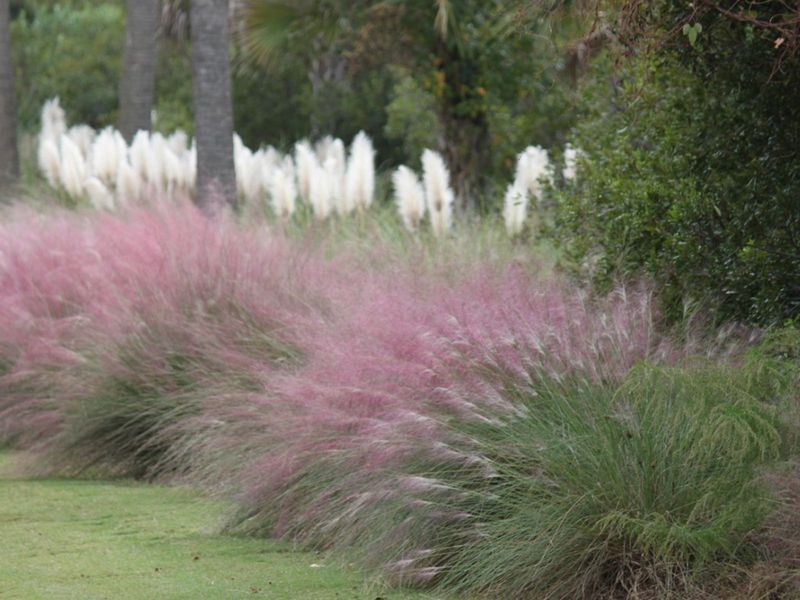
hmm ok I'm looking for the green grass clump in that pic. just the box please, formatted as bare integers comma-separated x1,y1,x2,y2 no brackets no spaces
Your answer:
409,363,792,599
0,452,438,600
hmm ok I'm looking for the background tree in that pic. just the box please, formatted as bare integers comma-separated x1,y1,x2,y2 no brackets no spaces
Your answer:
241,0,550,213
552,0,800,324
0,0,18,187
118,0,159,142
191,0,236,212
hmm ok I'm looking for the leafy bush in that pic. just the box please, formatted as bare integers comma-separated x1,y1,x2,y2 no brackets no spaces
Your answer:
553,21,800,324
12,3,124,129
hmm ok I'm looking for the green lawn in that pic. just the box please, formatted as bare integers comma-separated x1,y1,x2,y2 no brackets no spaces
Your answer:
0,453,441,600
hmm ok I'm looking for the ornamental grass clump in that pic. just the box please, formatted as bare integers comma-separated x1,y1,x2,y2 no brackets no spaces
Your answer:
0,201,323,477
410,363,787,599
208,266,794,598
1,196,795,597
212,274,678,543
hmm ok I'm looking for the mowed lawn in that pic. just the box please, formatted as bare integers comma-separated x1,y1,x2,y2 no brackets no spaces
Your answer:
0,453,440,600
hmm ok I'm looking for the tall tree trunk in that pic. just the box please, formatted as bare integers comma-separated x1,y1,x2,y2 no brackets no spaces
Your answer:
307,36,347,137
434,38,489,215
0,0,18,188
118,0,159,143
191,0,236,213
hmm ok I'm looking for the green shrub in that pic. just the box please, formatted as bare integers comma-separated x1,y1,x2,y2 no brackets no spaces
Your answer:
12,3,124,129
424,362,791,598
552,18,800,324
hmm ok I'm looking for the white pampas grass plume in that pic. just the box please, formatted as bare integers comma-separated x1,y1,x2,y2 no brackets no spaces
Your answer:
294,141,316,203
235,139,263,205
161,145,184,194
167,130,189,155
262,146,281,171
421,149,454,237
316,137,346,171
281,154,295,182
39,97,66,143
329,138,347,215
129,130,151,185
90,127,126,185
309,161,333,219
37,138,61,188
37,98,67,187
503,182,528,237
393,165,426,232
314,135,334,163
563,144,581,181
67,125,96,159
323,154,345,215
330,138,346,172
269,167,296,219
345,131,375,213
84,176,115,211
116,159,141,204
59,135,88,199
146,132,168,191
515,145,551,202
252,149,275,195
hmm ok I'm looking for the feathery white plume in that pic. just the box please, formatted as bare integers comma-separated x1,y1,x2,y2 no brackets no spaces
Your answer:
261,146,281,171
309,160,333,219
314,136,334,163
281,154,295,182
84,176,115,211
330,138,346,172
129,130,151,185
90,127,126,185
167,130,189,155
67,125,96,159
503,182,528,237
323,149,345,214
235,139,263,205
37,138,62,189
393,165,426,232
421,149,454,237
146,132,168,192
161,144,184,194
37,98,67,188
116,159,141,204
252,149,275,194
269,166,297,219
294,141,316,203
59,135,88,199
39,97,66,143
514,145,551,203
345,131,375,213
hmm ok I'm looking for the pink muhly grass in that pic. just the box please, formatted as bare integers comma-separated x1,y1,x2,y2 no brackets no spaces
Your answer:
212,263,685,555
0,199,758,593
0,201,329,473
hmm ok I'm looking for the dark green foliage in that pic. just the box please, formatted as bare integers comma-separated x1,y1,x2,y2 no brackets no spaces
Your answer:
425,362,792,598
553,8,800,324
11,3,124,129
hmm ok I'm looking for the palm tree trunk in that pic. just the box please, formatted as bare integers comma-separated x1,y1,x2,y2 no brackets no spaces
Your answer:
0,0,18,188
435,39,489,215
118,0,159,143
191,0,236,214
